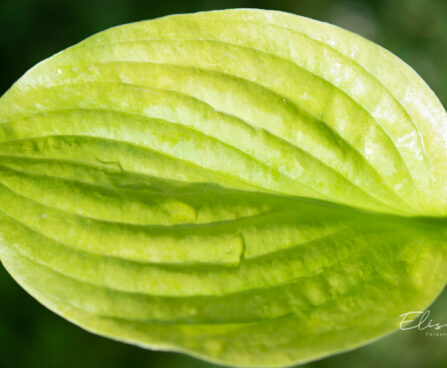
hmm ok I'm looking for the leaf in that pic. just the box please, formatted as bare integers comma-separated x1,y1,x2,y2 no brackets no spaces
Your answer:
0,8,447,367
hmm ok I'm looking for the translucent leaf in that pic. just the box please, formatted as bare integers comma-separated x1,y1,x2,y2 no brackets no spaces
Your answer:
1,9,446,367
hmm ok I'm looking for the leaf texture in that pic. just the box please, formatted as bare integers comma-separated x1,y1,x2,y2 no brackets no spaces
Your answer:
1,9,447,367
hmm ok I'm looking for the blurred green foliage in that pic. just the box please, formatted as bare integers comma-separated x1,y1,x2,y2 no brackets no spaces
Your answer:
0,0,446,367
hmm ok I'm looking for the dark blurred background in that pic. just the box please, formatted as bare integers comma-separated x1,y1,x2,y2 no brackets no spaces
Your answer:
0,0,446,367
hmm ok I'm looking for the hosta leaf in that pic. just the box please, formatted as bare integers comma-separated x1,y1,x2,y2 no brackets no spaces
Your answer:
1,8,447,367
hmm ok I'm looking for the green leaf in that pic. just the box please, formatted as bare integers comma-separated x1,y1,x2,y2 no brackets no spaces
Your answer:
0,8,447,367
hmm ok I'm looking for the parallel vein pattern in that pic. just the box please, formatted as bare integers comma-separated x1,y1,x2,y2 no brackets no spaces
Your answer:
1,9,447,368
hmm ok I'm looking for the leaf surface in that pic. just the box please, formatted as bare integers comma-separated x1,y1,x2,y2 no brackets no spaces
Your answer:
1,9,447,367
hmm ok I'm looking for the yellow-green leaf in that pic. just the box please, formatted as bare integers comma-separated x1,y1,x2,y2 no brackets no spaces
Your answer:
1,9,447,367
